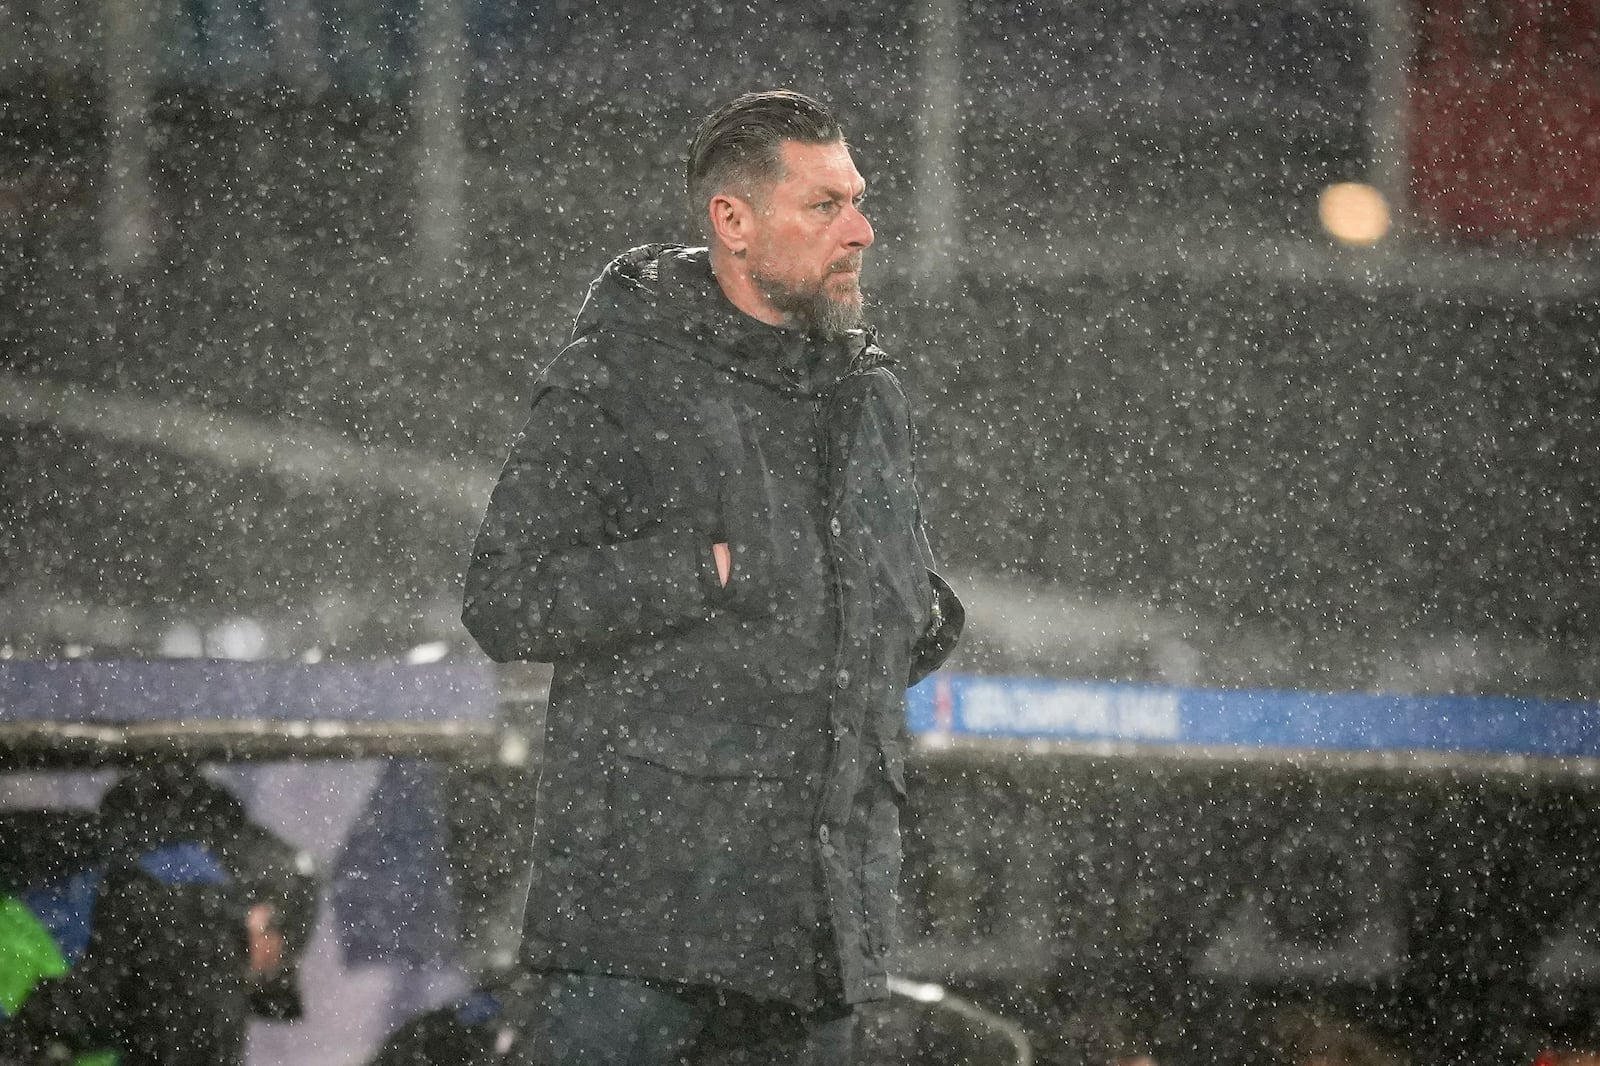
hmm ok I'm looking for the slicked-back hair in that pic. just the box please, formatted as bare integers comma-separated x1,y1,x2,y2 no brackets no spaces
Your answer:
686,90,845,233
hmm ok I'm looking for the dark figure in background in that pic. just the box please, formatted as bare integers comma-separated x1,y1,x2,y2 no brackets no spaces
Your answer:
1262,1005,1409,1066
1,764,318,1066
462,89,963,1065
361,968,538,1066
1047,997,1161,1066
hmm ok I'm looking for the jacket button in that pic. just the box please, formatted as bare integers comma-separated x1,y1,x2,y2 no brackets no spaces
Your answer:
834,669,850,689
829,517,842,537
818,825,830,844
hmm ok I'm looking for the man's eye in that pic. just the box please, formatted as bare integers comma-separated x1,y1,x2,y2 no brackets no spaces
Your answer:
816,201,838,212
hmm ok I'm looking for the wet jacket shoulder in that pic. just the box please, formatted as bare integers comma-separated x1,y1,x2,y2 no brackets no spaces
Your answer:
461,248,730,663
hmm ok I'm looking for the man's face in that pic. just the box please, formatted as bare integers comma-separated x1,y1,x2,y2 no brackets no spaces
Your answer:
744,139,874,336
246,902,287,981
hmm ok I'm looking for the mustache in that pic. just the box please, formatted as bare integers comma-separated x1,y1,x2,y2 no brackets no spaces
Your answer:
829,254,864,274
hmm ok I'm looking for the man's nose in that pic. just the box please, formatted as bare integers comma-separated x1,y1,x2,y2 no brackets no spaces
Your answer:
843,204,874,249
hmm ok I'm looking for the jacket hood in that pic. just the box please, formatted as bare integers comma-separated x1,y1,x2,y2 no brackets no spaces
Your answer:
568,244,886,394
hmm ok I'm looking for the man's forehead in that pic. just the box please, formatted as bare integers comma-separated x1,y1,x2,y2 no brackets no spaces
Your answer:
776,140,866,193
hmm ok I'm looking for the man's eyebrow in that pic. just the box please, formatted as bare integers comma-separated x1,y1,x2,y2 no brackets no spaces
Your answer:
811,181,868,200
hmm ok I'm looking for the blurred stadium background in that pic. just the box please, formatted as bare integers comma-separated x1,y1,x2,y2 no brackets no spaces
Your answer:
3,3,1600,1064
2,0,1596,695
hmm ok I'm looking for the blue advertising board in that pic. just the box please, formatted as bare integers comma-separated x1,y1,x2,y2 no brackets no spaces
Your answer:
907,673,1600,762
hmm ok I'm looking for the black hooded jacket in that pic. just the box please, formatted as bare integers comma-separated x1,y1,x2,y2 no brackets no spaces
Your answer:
462,244,962,1008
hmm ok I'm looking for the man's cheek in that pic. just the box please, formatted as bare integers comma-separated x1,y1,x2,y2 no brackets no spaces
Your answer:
247,902,287,977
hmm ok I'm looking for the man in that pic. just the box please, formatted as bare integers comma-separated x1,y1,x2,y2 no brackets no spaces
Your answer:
462,89,962,1065
1,764,318,1066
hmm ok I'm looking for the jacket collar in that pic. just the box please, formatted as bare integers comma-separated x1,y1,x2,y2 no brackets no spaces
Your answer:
576,244,881,396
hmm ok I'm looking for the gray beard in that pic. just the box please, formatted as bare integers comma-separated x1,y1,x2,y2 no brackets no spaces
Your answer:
755,271,866,338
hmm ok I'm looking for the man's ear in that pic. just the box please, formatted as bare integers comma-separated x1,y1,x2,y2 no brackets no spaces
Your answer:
708,192,752,257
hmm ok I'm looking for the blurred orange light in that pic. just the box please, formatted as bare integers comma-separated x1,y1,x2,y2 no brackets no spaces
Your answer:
1319,182,1391,245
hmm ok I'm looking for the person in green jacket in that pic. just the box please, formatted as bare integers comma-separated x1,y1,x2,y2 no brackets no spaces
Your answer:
0,766,317,1066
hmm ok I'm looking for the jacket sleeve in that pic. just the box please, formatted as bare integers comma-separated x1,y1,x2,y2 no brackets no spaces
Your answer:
909,532,964,688
899,401,962,686
461,384,723,663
